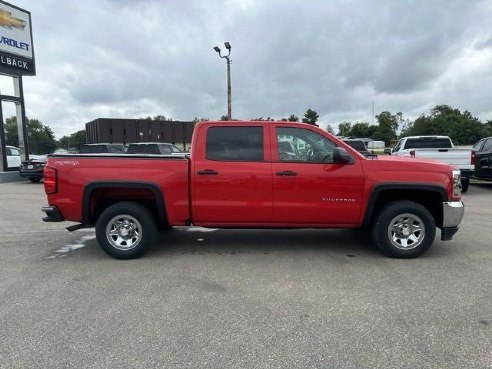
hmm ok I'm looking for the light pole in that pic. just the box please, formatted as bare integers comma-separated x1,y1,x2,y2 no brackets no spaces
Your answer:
213,42,232,120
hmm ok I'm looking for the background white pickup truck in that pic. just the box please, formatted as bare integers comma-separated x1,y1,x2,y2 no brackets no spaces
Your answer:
391,136,474,192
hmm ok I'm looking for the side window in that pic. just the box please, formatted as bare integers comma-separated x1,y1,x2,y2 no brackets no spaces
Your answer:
473,140,484,151
6,147,12,156
276,127,337,163
10,148,20,156
159,145,172,154
482,139,492,153
206,126,263,161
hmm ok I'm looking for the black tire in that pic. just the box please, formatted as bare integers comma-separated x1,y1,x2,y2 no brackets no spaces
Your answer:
461,177,469,193
371,200,436,258
95,201,157,259
29,177,41,183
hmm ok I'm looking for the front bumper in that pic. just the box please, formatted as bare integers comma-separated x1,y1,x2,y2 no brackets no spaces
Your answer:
441,201,464,241
41,206,64,222
460,169,474,179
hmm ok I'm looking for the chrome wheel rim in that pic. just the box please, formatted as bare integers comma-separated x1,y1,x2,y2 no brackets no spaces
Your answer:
105,214,143,250
387,213,425,250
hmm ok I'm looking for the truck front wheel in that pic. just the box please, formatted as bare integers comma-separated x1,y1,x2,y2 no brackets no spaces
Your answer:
371,200,436,258
96,202,157,259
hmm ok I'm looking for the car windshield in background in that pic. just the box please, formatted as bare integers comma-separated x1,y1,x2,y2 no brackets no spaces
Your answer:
79,144,127,153
344,140,367,151
403,138,452,149
127,143,182,155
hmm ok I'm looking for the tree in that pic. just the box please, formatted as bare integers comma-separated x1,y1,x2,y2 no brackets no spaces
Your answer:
192,117,209,123
401,105,483,144
302,109,319,126
251,117,274,121
220,115,229,121
349,122,377,138
5,116,57,154
337,122,352,137
58,130,86,151
142,115,172,121
483,120,492,137
374,111,399,146
287,114,299,122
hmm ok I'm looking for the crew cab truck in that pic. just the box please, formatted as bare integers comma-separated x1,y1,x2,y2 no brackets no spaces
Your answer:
42,121,464,259
391,135,475,192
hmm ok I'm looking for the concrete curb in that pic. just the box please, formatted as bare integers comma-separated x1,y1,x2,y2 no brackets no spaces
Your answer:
0,171,27,183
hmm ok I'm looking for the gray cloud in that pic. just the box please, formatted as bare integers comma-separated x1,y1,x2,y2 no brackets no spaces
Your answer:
11,0,492,137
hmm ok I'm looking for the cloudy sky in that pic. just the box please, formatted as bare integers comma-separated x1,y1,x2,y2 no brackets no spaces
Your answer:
3,0,492,138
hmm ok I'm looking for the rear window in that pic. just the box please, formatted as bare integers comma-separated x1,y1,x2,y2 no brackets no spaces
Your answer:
403,138,452,149
206,126,263,161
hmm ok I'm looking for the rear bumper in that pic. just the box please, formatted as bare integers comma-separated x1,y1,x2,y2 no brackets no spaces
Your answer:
19,169,43,179
41,206,64,222
441,201,464,241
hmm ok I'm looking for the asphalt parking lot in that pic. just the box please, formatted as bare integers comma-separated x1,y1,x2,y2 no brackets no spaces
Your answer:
0,181,490,369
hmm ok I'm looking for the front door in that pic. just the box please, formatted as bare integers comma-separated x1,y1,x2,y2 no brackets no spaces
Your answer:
272,125,364,225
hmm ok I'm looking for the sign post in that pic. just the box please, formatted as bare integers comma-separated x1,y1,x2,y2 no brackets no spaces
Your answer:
0,0,35,172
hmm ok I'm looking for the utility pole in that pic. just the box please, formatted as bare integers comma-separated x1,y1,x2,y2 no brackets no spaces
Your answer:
213,42,232,120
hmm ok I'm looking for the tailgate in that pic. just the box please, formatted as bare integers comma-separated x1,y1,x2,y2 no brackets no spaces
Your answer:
414,149,472,168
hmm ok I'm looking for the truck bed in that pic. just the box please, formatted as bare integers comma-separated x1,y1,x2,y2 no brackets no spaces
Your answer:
45,154,191,225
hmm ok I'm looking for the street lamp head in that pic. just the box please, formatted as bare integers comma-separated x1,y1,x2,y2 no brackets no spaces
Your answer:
224,42,231,50
213,46,221,53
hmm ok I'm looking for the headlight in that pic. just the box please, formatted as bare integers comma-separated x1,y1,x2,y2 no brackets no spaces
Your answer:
452,170,461,199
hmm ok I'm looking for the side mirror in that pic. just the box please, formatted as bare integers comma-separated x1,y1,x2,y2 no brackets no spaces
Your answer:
384,148,392,155
333,147,353,164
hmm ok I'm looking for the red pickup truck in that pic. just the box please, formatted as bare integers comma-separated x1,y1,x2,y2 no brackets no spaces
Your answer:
42,121,464,259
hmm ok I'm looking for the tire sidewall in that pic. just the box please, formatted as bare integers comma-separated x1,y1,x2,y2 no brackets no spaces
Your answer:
372,201,436,258
96,202,157,259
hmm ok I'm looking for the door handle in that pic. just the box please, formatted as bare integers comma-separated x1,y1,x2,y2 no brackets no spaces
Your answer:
276,171,297,176
197,169,218,175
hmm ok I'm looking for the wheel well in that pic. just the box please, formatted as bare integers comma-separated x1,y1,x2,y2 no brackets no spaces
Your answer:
84,185,168,228
365,189,444,228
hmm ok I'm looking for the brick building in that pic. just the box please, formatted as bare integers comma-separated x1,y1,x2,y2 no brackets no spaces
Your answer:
85,118,195,150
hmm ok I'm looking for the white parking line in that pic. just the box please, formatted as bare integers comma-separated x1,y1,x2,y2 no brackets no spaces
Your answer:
46,233,96,259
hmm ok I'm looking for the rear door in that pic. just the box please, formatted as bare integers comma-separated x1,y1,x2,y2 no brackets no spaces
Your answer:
271,124,364,225
192,124,273,225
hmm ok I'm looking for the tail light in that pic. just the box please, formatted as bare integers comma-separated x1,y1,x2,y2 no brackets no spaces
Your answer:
43,166,57,194
451,169,461,201
471,150,476,166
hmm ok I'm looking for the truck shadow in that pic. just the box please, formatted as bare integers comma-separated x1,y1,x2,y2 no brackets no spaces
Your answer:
151,228,380,258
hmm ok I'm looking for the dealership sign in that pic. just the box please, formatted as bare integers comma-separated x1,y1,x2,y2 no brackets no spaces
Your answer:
0,1,35,75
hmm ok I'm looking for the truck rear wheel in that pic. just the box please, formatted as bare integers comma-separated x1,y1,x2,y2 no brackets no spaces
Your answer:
371,200,436,258
96,202,157,259
461,177,469,193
